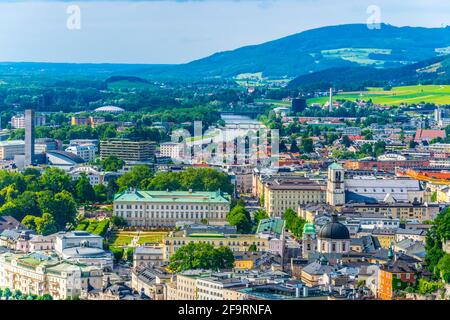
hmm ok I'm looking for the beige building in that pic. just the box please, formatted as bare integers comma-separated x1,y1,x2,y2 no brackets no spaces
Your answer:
133,246,164,268
0,140,25,160
168,270,212,300
261,178,326,217
159,142,184,159
0,252,103,300
343,202,440,222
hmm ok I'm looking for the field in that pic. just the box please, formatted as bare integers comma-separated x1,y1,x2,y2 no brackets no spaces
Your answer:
109,230,168,248
307,85,450,106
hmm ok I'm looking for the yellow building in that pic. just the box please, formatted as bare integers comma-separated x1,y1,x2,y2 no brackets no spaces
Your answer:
262,178,326,217
373,231,396,249
163,232,268,261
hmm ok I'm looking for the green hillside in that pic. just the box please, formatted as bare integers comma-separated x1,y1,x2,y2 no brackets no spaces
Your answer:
307,85,450,106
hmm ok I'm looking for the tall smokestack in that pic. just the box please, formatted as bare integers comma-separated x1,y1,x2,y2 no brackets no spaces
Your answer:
24,109,35,167
329,88,333,112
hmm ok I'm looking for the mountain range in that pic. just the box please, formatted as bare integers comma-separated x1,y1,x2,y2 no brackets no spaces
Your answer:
2,23,450,84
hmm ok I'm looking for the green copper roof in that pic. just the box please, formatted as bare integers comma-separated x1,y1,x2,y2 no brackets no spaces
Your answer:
303,223,316,234
328,162,344,170
256,218,285,235
114,190,230,203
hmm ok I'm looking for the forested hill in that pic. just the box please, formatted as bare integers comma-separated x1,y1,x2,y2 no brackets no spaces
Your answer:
288,55,450,91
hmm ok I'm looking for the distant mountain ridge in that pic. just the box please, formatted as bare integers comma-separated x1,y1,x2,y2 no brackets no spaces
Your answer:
163,23,450,78
2,24,450,80
288,55,450,91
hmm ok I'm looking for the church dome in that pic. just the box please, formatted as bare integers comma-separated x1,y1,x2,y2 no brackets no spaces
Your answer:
318,215,350,240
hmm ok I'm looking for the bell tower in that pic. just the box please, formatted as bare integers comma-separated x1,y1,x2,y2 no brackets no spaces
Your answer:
326,163,345,206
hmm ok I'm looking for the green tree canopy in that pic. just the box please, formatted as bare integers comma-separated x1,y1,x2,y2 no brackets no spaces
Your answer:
227,204,252,234
168,242,234,273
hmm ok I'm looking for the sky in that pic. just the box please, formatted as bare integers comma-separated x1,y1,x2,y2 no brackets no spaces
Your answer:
0,0,449,64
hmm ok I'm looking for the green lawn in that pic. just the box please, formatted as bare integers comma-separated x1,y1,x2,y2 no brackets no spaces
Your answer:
109,231,167,247
109,233,134,247
307,85,450,106
136,233,167,244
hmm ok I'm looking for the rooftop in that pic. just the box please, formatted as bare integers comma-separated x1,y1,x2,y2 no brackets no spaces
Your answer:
114,190,230,203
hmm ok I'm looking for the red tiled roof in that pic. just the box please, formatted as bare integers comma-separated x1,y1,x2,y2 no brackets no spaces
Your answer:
415,129,445,141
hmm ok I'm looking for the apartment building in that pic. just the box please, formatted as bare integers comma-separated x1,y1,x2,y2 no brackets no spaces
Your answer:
113,190,230,228
11,114,46,129
100,139,156,162
0,252,103,300
159,142,184,159
65,144,97,162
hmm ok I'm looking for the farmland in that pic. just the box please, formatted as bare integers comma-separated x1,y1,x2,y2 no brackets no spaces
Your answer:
306,85,450,106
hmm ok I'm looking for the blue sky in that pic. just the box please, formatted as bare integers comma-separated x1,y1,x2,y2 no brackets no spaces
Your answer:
0,0,449,64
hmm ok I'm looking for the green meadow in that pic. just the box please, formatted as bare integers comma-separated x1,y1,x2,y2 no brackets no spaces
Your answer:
307,85,450,106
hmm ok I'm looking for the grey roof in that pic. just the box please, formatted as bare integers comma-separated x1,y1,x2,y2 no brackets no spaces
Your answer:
0,216,23,232
318,215,350,240
134,247,162,255
345,178,421,202
62,247,109,258
46,150,85,164
302,261,337,275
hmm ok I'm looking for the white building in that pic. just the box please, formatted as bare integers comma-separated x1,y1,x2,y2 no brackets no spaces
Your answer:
159,142,184,159
54,231,112,269
11,114,46,129
113,190,230,228
65,144,97,162
0,252,103,300
0,140,25,160
69,166,103,185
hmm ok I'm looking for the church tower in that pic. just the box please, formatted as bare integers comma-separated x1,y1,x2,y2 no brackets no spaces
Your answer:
326,163,345,206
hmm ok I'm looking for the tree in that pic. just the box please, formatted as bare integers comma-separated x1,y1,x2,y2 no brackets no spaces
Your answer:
283,208,306,238
106,178,119,200
40,167,73,194
290,139,300,153
117,165,153,190
12,289,22,300
21,215,37,230
248,244,257,252
35,213,58,236
253,209,269,226
437,254,450,283
100,156,124,172
75,174,96,203
342,135,352,148
168,243,234,272
93,184,108,203
110,247,124,262
37,190,77,230
111,215,128,228
227,205,252,234
4,288,12,300
301,138,314,153
425,207,450,279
